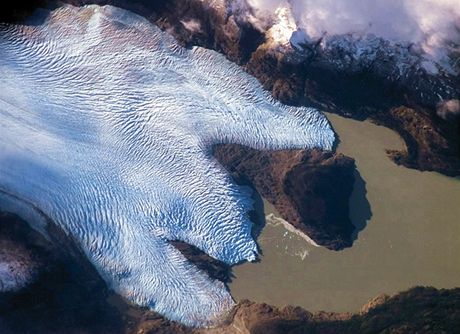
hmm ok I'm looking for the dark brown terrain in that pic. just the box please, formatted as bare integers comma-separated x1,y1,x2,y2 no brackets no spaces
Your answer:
214,146,356,250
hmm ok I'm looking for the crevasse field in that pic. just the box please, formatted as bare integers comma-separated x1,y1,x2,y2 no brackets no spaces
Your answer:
0,5,334,326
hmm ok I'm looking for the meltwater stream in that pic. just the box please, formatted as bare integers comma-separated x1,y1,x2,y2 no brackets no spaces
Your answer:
0,5,334,326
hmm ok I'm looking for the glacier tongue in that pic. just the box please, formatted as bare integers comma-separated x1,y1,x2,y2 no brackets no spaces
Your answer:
0,4,334,326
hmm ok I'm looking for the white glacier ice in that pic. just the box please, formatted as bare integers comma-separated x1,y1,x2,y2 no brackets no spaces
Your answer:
0,5,334,326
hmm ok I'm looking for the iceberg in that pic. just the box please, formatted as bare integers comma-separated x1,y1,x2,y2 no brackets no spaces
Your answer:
0,5,334,326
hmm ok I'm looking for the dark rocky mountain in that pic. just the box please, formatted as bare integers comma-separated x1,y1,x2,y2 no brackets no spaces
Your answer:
214,146,356,250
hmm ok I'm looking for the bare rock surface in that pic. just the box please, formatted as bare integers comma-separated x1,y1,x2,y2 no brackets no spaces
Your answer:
213,145,356,250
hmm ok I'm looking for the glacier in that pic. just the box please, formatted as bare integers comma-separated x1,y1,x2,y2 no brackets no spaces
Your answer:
0,5,334,326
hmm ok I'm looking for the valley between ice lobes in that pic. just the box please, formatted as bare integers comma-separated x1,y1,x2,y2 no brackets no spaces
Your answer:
0,5,334,327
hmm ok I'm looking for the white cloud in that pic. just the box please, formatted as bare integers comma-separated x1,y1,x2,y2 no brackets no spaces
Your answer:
247,0,460,61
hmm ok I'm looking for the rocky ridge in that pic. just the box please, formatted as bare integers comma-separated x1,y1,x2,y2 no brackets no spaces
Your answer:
213,146,356,250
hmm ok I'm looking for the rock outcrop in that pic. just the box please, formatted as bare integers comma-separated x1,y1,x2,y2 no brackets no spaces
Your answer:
206,287,460,334
0,213,46,294
213,146,356,250
171,241,232,283
0,212,125,334
245,43,460,175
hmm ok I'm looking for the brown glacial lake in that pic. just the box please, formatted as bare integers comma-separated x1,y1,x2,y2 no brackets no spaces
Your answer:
229,113,460,312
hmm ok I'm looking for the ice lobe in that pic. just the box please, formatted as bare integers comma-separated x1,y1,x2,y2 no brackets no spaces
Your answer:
0,5,334,326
